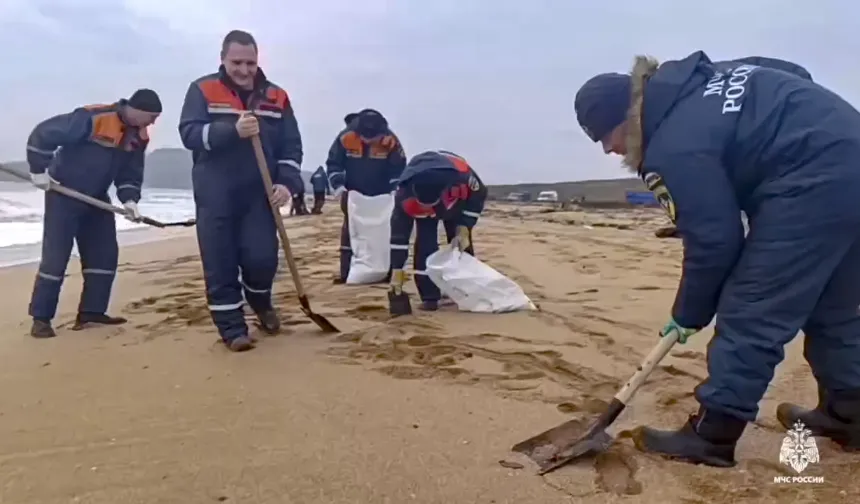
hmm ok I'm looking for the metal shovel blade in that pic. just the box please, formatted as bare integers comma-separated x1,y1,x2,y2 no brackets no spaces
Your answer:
513,399,625,474
388,290,412,317
298,295,339,333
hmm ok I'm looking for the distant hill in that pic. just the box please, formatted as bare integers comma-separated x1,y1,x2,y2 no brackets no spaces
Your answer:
0,147,317,193
1,149,645,203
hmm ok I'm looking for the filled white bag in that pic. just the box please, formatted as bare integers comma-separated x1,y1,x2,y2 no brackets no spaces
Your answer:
424,241,536,313
346,191,394,284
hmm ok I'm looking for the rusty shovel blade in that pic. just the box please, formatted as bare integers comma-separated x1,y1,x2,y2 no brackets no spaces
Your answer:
512,398,625,474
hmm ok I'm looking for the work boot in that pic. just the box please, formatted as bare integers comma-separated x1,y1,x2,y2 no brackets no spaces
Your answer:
30,318,56,339
420,300,438,312
256,309,281,335
73,312,128,330
226,336,255,352
777,386,860,451
632,407,747,467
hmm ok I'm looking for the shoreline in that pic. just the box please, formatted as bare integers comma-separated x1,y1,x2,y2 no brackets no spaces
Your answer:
0,225,194,269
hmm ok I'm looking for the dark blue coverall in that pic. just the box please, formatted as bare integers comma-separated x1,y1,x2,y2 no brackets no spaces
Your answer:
178,66,304,343
633,51,860,424
310,165,329,213
26,102,147,321
389,150,487,303
326,117,406,281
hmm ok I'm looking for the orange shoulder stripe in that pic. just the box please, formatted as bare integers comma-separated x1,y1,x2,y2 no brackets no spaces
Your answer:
340,130,362,151
442,152,470,174
266,86,289,109
198,79,244,109
90,111,124,146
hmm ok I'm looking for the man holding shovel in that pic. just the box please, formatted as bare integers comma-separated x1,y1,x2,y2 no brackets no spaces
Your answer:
25,89,162,338
388,150,487,314
573,52,860,466
178,29,304,352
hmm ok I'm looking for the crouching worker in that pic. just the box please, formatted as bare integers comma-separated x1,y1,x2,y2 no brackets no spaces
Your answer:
388,150,487,314
310,165,329,214
179,30,305,352
26,89,162,338
575,51,860,467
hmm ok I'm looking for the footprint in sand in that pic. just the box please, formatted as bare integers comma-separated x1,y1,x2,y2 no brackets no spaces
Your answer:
345,304,391,322
593,447,643,496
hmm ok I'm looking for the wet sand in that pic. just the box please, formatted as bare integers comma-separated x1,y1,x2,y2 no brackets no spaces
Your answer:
0,203,856,503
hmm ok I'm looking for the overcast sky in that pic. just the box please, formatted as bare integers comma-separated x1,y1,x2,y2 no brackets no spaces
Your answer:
0,0,856,184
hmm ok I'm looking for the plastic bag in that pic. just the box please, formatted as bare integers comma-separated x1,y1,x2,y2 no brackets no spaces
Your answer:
346,191,394,284
424,241,536,313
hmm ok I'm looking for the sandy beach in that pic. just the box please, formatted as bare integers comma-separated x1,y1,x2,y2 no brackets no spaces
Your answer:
0,203,856,504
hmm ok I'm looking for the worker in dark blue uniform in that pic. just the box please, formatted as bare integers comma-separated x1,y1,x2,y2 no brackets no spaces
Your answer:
178,30,304,352
310,165,329,214
326,109,406,283
26,89,162,338
388,150,487,312
575,51,860,466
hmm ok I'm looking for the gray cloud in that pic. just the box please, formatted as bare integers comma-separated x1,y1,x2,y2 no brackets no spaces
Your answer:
1,0,858,183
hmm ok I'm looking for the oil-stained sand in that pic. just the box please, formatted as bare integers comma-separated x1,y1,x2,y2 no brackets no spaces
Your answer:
0,203,856,503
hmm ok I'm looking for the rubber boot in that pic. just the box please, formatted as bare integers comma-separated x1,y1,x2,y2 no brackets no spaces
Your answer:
420,300,438,312
31,318,56,338
632,407,747,467
777,386,860,451
73,312,128,330
256,309,281,335
227,336,255,352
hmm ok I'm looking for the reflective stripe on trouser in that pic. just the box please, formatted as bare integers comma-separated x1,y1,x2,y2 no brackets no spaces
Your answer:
339,192,351,281
29,192,118,320
413,218,473,302
695,225,860,422
196,196,278,342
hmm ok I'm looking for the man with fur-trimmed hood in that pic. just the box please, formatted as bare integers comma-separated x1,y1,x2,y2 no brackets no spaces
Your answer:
574,51,860,467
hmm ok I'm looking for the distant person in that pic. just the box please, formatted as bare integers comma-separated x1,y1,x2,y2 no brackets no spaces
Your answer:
575,51,860,467
288,192,309,216
310,165,329,214
178,29,305,352
326,109,406,283
388,150,487,313
25,89,162,338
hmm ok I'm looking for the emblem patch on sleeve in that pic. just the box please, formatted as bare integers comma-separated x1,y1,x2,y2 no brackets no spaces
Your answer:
642,172,676,223
468,175,480,191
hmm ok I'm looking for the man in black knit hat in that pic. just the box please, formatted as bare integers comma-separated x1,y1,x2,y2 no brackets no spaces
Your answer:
25,88,162,339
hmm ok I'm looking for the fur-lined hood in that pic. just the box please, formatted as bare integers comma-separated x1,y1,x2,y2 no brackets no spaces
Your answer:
622,55,660,173
622,51,717,173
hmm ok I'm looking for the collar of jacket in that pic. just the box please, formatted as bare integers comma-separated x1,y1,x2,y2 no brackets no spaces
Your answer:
623,55,659,174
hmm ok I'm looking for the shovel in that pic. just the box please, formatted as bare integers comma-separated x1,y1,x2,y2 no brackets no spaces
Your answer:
250,135,339,333
388,287,412,316
512,331,678,474
0,164,196,228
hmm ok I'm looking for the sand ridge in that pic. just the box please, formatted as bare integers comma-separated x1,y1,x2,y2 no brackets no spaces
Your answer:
0,203,856,503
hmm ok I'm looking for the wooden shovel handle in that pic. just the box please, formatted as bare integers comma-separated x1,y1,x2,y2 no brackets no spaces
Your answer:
249,135,306,297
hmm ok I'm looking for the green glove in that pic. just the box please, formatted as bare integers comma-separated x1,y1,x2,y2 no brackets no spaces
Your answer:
661,318,698,344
